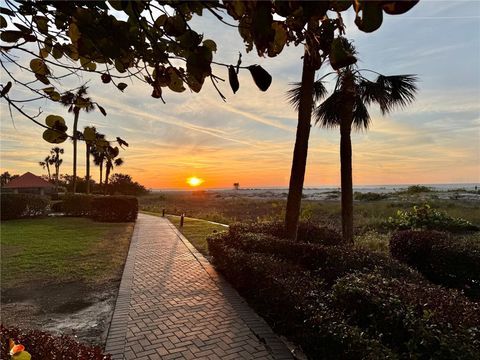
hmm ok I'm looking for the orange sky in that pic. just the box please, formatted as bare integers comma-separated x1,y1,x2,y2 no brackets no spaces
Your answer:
1,2,479,189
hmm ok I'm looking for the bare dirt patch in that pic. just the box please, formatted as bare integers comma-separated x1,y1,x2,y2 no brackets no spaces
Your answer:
1,280,119,346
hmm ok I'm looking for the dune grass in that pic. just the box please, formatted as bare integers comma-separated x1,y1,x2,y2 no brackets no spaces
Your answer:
1,217,134,288
166,215,227,256
141,211,227,256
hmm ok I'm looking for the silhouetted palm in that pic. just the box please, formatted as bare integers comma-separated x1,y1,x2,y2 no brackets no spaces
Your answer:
105,157,124,195
290,60,417,243
60,85,94,193
50,147,64,192
39,155,52,180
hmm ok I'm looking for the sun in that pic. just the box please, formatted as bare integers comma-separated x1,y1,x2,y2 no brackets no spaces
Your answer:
186,176,204,187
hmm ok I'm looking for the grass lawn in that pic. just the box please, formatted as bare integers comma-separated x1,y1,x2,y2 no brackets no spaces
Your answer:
141,211,227,256
1,217,134,289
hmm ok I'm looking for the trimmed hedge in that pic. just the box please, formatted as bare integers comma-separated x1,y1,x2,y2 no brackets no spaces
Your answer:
91,196,138,222
61,193,93,216
390,230,480,298
0,325,111,359
0,193,49,220
208,225,480,359
229,220,343,246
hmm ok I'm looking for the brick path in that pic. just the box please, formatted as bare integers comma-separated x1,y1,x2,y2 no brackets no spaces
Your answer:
105,214,293,360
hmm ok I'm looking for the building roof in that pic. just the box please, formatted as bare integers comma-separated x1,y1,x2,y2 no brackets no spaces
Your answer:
3,172,54,189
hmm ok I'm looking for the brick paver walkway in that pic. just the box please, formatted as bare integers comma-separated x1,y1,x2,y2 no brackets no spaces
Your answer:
105,214,293,360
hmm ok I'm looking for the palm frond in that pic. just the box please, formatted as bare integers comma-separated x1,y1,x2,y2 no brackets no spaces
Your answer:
287,79,328,111
362,74,418,115
352,95,371,131
314,91,342,128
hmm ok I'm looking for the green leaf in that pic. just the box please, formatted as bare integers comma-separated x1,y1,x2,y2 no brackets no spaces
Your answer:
0,15,7,28
34,15,49,35
45,114,66,128
0,6,14,16
39,48,49,59
248,65,272,91
1,81,12,97
12,351,31,360
30,59,49,76
51,44,63,59
68,22,80,42
43,129,68,144
202,39,217,53
35,74,50,85
117,83,128,91
83,127,96,141
0,30,22,42
166,68,185,93
97,104,107,116
228,65,239,94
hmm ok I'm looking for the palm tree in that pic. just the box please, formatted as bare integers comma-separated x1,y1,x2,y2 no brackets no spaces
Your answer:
60,86,94,193
90,132,107,187
290,61,417,243
50,147,64,192
105,156,124,195
39,155,52,180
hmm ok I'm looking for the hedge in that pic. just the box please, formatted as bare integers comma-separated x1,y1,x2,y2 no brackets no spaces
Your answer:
390,230,480,298
0,193,49,220
60,193,94,216
208,225,480,359
0,325,111,360
91,196,138,222
229,220,343,246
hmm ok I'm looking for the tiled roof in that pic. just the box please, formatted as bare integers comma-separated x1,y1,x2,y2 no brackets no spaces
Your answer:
3,172,54,189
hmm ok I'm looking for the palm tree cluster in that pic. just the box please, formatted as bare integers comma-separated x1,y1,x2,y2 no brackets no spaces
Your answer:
288,41,418,243
56,86,127,194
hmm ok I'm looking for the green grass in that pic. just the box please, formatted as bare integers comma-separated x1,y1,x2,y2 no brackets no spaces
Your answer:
167,215,227,256
1,217,134,288
141,211,227,256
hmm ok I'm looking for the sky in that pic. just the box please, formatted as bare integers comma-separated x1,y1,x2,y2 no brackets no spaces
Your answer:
1,1,479,189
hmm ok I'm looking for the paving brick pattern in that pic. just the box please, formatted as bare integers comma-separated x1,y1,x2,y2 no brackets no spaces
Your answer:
105,214,292,360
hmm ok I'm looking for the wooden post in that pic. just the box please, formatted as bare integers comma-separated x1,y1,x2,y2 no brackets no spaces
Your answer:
180,213,185,227
162,208,165,217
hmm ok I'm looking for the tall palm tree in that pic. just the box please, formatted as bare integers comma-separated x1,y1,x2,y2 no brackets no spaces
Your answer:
105,157,124,195
50,147,64,192
60,86,94,193
90,132,107,187
289,57,417,243
39,155,52,180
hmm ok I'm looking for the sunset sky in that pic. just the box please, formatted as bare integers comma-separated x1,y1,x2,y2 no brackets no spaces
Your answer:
1,1,479,189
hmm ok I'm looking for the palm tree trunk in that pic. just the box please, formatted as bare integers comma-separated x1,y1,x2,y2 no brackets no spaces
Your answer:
55,166,59,192
284,25,317,241
340,121,354,244
339,72,356,244
104,163,110,195
46,163,51,181
86,143,91,194
99,160,103,186
72,109,79,194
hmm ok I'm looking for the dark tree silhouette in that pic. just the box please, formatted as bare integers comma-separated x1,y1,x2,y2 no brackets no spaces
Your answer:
289,47,418,243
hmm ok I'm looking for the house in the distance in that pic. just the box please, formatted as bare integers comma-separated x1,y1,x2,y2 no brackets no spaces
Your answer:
2,172,54,195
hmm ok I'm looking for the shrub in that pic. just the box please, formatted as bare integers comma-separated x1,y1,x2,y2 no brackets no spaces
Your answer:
208,227,480,359
229,220,343,246
387,204,478,232
399,185,432,194
91,196,138,222
332,273,479,359
0,325,111,360
61,194,93,216
389,230,444,268
390,230,480,298
0,193,49,220
354,192,389,201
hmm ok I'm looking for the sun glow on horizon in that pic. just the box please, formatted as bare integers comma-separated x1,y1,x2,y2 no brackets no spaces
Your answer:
186,176,205,187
